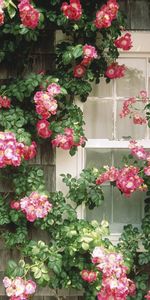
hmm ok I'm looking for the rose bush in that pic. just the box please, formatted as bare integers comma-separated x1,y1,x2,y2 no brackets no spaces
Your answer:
0,0,150,299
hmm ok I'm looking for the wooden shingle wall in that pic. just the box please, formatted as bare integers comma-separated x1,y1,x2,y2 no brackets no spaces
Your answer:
0,29,83,299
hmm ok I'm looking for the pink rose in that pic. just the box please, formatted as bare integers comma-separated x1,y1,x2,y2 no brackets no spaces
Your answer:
73,64,86,78
36,119,52,139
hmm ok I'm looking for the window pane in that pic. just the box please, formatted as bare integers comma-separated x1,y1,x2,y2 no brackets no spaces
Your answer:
85,149,111,169
114,149,129,167
89,78,113,98
116,100,147,140
85,149,144,232
83,99,113,139
116,58,146,97
113,188,144,225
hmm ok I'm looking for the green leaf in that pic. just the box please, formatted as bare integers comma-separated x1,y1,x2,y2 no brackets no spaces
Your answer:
72,45,83,59
62,51,73,65
81,242,89,250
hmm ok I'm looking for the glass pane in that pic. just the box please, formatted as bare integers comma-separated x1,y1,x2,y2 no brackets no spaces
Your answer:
114,149,130,167
85,149,111,169
85,148,144,232
83,99,113,139
116,100,147,140
113,188,144,225
116,58,147,97
86,186,112,224
89,78,113,98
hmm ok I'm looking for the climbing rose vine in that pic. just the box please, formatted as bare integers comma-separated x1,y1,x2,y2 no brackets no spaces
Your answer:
120,90,148,125
0,0,150,299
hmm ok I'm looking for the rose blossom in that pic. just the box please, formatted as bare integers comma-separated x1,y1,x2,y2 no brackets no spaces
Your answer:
81,270,97,283
34,89,58,119
105,63,126,79
3,277,12,288
19,191,52,222
36,119,52,139
3,276,36,299
51,127,85,151
73,64,86,78
114,33,132,51
83,44,98,59
0,96,11,108
10,200,20,210
47,83,61,96
23,141,37,160
144,166,150,176
18,0,40,29
0,131,26,167
145,291,150,300
0,9,4,26
94,0,119,29
139,90,148,103
129,140,148,160
133,113,147,125
25,280,36,295
61,0,82,20
91,247,135,300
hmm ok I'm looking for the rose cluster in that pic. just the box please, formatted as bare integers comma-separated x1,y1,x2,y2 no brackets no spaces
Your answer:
105,62,126,79
23,141,37,160
18,0,40,29
51,127,85,150
116,166,144,197
34,83,60,120
94,0,119,29
0,131,36,168
96,165,144,197
0,0,4,26
145,291,150,300
34,83,61,139
91,247,136,300
3,276,36,300
96,166,119,185
119,91,148,125
61,0,82,21
129,140,148,160
74,44,98,78
11,191,52,222
0,95,11,108
114,33,132,51
129,140,150,178
81,270,97,283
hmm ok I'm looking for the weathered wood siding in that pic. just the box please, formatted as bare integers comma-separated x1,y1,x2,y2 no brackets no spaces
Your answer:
119,0,150,30
0,29,82,299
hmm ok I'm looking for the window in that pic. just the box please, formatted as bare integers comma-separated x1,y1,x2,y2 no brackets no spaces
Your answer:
56,32,150,239
82,32,150,234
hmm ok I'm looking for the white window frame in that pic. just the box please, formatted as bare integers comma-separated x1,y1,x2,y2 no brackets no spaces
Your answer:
56,32,150,243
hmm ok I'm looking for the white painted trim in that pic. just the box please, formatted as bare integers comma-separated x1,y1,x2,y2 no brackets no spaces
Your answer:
85,139,150,148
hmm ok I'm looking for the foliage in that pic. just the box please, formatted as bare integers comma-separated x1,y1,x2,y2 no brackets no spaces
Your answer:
0,0,150,299
61,168,104,209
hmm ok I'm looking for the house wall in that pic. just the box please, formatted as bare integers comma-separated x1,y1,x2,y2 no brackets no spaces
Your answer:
0,29,83,299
